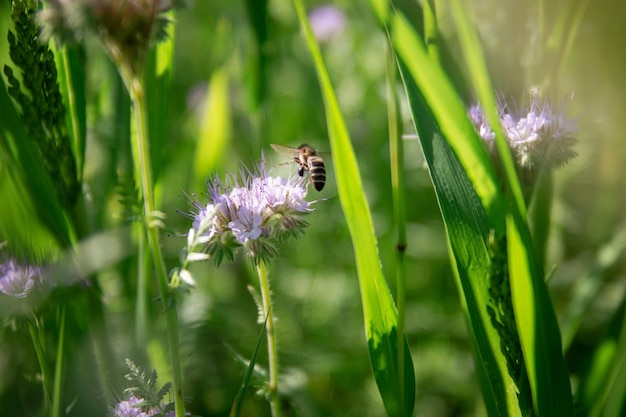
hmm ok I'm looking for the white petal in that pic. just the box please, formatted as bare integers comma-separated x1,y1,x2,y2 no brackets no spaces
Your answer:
179,269,196,286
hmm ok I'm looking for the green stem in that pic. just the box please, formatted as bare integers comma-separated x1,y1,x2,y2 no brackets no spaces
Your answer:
257,261,280,417
127,72,185,417
28,316,52,412
135,225,150,346
386,42,408,416
52,306,66,417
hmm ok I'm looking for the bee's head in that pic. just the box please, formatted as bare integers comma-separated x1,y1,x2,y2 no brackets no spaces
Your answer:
298,144,316,156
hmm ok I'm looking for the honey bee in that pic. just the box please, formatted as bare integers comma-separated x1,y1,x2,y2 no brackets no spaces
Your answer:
270,144,327,191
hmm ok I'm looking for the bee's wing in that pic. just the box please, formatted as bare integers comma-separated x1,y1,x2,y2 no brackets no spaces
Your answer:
270,144,298,154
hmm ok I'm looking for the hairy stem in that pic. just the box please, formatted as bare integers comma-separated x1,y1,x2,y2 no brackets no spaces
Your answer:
127,71,185,417
257,261,280,417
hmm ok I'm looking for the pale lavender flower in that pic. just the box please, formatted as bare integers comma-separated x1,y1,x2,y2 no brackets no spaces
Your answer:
468,95,577,170
181,157,315,265
111,395,176,417
0,259,43,298
309,5,346,42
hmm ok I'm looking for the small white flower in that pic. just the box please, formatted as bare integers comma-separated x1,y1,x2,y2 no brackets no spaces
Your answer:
229,205,263,244
178,269,196,286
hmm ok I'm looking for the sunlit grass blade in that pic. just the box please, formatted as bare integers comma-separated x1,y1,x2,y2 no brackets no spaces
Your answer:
506,214,573,415
386,12,505,232
397,59,522,416
368,3,545,415
386,43,408,413
292,1,415,415
448,0,525,218
194,66,232,182
447,2,574,413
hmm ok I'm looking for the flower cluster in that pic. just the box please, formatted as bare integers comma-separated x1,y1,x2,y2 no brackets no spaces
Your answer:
0,258,44,299
468,95,577,170
183,158,315,266
111,395,174,417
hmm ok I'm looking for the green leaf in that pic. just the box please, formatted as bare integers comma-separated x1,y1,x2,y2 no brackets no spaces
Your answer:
229,314,267,417
292,1,415,415
145,11,175,183
54,44,87,183
243,0,269,110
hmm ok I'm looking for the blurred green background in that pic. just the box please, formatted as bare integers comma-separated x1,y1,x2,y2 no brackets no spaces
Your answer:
1,0,625,416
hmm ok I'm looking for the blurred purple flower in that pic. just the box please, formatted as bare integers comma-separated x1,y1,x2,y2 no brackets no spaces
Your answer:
468,94,577,169
0,259,43,298
111,395,177,417
309,5,346,42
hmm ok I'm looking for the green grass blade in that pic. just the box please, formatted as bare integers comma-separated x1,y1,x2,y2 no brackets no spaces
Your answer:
145,11,175,183
194,66,232,182
52,307,66,417
397,58,522,416
388,12,506,233
446,2,574,412
601,313,626,417
55,44,86,183
229,314,267,417
242,0,269,110
506,213,574,415
448,0,525,219
292,1,415,415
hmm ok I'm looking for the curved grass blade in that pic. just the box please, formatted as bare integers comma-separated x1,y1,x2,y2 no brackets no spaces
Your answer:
447,1,574,413
397,59,523,416
369,5,526,415
292,1,415,415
